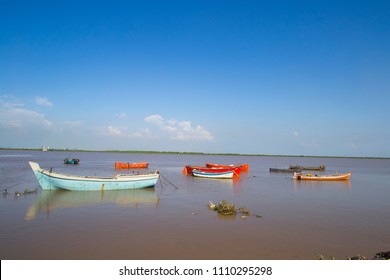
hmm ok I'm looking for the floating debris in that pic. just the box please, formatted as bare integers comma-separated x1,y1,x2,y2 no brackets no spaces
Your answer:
349,255,367,260
208,200,262,218
13,188,38,198
23,188,38,195
238,207,250,215
315,251,390,260
208,201,216,210
372,251,390,260
211,200,237,215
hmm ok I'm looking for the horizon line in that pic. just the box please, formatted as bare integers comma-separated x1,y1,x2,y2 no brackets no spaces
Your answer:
1,147,389,160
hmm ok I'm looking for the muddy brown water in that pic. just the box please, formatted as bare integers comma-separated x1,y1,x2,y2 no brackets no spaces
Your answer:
1,150,389,259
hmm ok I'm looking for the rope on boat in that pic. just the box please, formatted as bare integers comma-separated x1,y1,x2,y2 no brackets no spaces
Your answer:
159,173,180,189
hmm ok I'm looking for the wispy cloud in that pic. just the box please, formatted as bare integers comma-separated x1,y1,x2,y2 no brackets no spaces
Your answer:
0,101,52,129
0,95,24,109
62,120,85,127
35,96,53,107
100,125,128,137
144,114,213,141
99,125,152,138
130,128,153,138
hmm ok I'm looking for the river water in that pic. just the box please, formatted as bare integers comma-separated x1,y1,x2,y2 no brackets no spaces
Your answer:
1,150,389,260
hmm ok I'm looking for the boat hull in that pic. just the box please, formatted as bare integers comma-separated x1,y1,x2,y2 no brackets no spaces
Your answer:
115,162,149,169
192,169,234,179
206,162,249,171
290,165,325,171
64,158,80,164
270,168,302,173
293,172,352,181
29,162,159,191
183,165,241,177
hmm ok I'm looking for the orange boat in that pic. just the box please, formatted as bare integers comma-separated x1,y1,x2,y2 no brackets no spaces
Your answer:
205,162,249,171
293,172,352,181
115,162,149,169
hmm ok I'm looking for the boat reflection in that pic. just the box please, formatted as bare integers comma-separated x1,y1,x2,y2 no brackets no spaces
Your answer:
293,180,352,191
26,188,159,220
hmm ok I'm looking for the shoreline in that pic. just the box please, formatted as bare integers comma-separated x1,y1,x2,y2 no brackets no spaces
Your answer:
1,147,389,160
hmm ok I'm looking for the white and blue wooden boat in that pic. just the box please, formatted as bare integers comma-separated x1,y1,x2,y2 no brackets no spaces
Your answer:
29,161,159,191
192,169,234,179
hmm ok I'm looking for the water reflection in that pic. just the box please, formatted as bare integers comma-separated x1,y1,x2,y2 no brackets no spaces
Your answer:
216,213,237,221
191,176,243,187
26,188,159,220
293,180,352,190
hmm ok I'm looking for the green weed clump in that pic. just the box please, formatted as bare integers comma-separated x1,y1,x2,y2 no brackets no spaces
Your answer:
208,200,261,218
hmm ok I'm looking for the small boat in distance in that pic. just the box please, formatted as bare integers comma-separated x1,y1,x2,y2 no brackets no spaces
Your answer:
289,165,325,171
64,158,80,164
29,161,159,191
192,169,234,179
269,167,302,173
293,172,351,181
115,162,149,169
206,162,249,171
270,165,326,173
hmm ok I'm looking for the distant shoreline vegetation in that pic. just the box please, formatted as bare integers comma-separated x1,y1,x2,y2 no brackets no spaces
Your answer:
0,147,389,160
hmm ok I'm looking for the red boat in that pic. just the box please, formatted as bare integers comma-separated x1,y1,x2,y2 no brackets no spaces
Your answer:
205,162,249,171
115,162,149,169
182,165,241,177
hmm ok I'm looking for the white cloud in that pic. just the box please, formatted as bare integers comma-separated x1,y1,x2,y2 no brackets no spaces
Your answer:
0,95,24,109
0,107,52,129
99,125,153,138
103,125,128,136
144,115,165,127
0,96,52,129
130,128,153,138
35,96,53,107
144,114,213,141
293,131,300,137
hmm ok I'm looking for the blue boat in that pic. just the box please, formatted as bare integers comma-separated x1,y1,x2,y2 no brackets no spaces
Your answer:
64,158,80,164
29,162,159,191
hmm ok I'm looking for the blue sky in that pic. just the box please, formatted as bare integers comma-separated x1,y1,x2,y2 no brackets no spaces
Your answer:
1,0,389,157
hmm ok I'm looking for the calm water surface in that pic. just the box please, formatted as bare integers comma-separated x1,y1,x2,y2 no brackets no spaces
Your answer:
1,150,389,259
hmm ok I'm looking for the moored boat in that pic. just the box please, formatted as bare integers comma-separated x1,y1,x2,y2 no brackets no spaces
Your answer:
290,165,325,171
64,158,80,165
206,162,249,171
269,167,302,173
192,169,234,179
29,161,159,191
293,172,351,181
183,165,241,177
115,162,149,169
